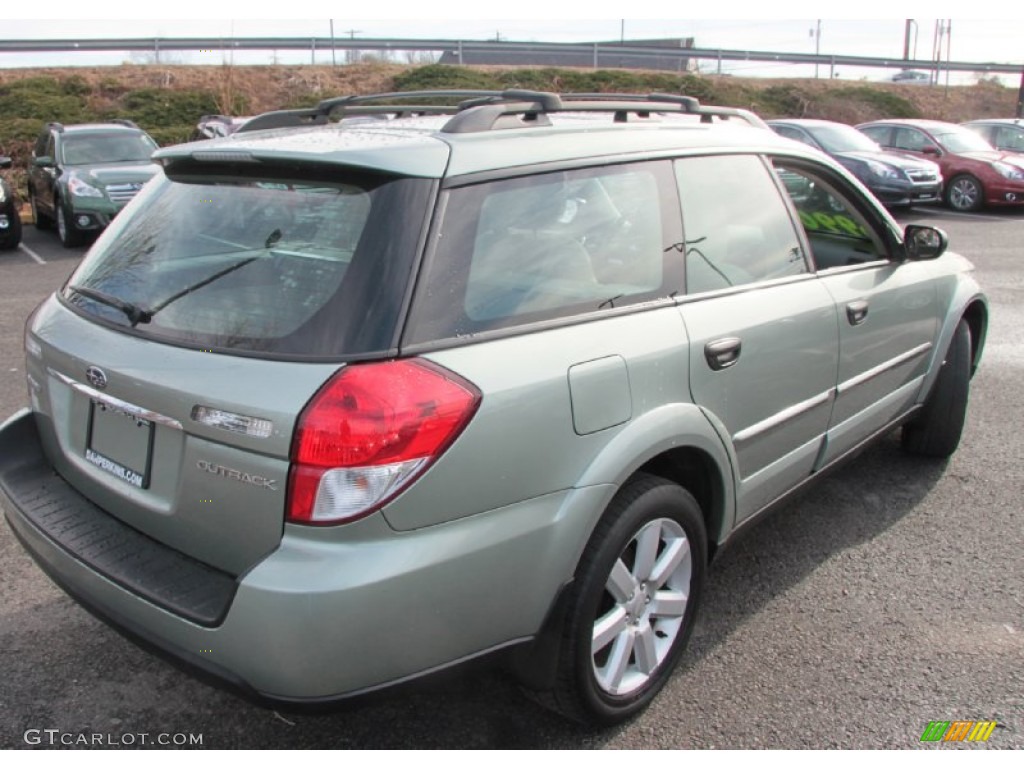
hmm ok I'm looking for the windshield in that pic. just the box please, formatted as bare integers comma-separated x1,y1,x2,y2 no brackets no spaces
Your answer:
806,124,882,154
933,127,996,153
64,170,434,358
61,132,158,165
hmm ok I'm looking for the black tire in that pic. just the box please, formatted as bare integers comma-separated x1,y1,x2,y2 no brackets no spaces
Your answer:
902,319,971,458
540,473,707,725
0,206,21,251
29,188,53,230
56,197,87,248
945,174,984,213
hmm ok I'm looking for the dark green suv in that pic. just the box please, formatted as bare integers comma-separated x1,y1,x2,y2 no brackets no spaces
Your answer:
28,121,159,247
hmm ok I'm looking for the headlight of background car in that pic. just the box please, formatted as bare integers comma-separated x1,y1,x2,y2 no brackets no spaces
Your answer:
68,176,105,198
865,160,901,180
991,161,1024,180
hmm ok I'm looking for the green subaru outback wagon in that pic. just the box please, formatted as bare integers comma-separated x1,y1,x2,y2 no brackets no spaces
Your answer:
0,90,987,725
27,120,159,247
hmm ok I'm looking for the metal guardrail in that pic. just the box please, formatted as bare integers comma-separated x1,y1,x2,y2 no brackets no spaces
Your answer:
0,36,1021,76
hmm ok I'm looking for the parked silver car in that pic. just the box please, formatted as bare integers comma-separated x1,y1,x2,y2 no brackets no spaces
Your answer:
0,90,988,725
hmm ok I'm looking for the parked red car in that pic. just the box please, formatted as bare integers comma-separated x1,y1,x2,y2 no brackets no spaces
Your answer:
857,119,1024,212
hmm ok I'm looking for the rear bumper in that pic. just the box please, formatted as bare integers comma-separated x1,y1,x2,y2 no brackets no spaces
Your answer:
0,408,603,702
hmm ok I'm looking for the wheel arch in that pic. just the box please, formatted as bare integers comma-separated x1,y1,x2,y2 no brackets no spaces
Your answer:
572,402,736,558
917,288,988,406
961,298,988,377
635,447,727,562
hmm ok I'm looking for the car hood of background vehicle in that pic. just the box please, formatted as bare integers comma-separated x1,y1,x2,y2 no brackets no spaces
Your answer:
75,163,161,186
835,150,937,171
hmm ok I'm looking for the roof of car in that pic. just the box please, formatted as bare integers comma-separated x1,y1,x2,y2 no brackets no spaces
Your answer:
857,119,966,132
59,123,147,134
962,118,1024,126
767,118,844,127
156,109,812,180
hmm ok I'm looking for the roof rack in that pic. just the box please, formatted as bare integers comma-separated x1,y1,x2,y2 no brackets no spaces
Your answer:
234,89,768,135
236,90,495,133
108,119,140,129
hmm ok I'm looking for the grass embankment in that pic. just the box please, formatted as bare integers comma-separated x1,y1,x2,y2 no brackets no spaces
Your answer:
0,62,1017,201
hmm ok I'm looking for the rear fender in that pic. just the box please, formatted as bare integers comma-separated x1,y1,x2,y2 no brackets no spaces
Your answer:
573,402,737,543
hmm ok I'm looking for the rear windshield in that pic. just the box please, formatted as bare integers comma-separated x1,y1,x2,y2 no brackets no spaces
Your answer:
63,170,434,359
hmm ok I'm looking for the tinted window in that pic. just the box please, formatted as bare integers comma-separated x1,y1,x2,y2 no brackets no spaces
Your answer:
805,124,882,154
773,161,888,269
675,155,807,294
774,125,815,147
34,131,49,157
892,128,938,153
996,126,1024,151
64,171,434,359
406,161,683,344
858,126,891,145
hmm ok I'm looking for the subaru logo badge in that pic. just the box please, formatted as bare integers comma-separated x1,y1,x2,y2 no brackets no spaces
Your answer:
85,366,108,390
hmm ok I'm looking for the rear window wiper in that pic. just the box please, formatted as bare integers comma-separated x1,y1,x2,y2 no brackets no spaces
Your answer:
145,253,263,321
66,285,153,327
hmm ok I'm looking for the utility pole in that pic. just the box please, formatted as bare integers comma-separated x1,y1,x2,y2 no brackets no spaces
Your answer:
903,19,917,60
1018,67,1024,118
343,29,361,64
330,19,336,66
810,20,821,79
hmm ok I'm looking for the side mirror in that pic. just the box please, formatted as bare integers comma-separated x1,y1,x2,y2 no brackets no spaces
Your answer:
921,145,942,157
904,224,948,260
0,156,11,170
33,156,54,168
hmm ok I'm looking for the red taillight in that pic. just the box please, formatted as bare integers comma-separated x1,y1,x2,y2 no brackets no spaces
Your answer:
287,359,481,525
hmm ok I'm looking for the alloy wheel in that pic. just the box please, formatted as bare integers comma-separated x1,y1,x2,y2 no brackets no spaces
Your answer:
591,517,692,696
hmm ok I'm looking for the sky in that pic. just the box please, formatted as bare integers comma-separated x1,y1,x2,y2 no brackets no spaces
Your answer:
2,5,1023,83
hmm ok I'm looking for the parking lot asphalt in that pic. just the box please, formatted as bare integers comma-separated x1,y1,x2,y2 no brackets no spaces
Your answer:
1,207,1022,749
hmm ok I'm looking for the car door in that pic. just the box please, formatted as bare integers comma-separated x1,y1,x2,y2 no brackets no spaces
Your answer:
38,132,59,217
773,159,939,467
675,154,840,523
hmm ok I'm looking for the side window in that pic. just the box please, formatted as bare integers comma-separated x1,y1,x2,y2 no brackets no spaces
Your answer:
675,154,807,295
893,128,938,153
858,126,890,146
973,125,996,145
775,126,817,149
406,161,683,343
33,131,49,158
773,160,889,270
996,126,1024,151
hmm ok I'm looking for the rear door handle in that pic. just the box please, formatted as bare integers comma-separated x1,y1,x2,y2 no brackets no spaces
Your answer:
705,337,742,371
846,300,869,326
